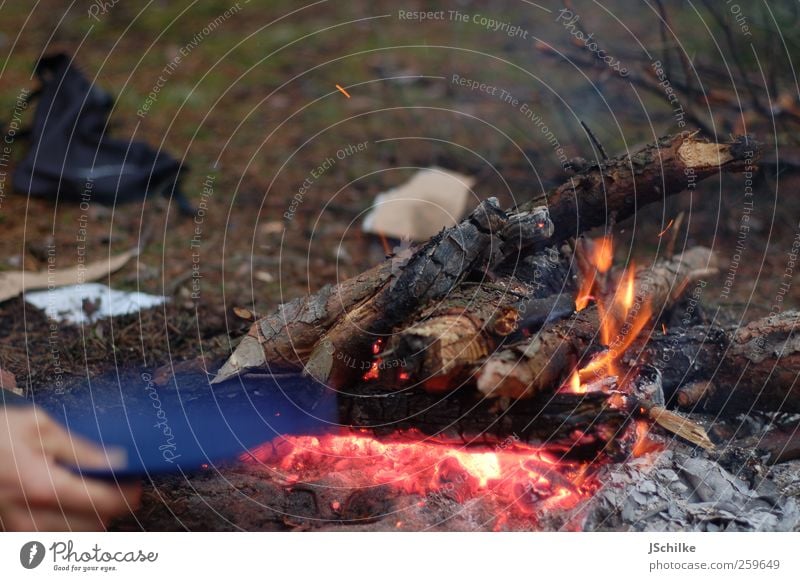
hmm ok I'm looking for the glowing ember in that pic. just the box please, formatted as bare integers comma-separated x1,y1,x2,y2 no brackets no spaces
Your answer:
364,338,412,382
362,339,385,380
363,361,380,381
242,432,596,517
657,218,675,238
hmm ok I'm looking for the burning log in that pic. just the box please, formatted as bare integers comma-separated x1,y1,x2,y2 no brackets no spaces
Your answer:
213,260,395,379
301,201,554,386
380,256,575,391
515,132,759,251
339,384,631,459
634,311,800,414
475,247,717,399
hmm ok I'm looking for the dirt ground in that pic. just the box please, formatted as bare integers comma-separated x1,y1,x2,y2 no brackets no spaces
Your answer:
1,1,799,530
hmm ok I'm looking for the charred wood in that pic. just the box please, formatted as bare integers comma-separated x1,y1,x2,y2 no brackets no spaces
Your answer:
633,311,800,414
214,199,552,385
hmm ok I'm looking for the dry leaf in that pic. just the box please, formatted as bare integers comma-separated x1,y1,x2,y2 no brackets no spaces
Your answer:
0,249,136,303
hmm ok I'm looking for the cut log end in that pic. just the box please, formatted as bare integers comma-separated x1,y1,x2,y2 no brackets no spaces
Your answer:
674,132,758,169
211,334,267,384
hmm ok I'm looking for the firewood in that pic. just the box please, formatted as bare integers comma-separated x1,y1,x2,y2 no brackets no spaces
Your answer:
211,259,396,382
301,202,554,386
623,363,713,450
381,265,575,390
214,133,759,388
675,380,715,408
635,399,715,451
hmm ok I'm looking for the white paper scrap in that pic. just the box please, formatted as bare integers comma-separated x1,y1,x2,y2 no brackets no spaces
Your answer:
24,283,167,324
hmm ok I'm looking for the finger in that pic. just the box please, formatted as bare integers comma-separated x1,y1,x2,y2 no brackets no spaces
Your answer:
37,468,139,518
40,418,127,470
116,482,143,509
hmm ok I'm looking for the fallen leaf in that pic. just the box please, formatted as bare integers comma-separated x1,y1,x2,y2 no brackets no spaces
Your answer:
0,249,136,303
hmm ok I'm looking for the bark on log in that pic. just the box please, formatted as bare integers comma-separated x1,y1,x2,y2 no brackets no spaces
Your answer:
212,260,395,381
515,132,760,251
303,202,553,387
632,311,800,414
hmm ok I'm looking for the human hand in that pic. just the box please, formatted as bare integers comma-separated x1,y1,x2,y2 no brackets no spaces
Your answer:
0,406,141,531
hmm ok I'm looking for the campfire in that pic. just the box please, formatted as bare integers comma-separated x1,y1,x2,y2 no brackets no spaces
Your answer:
205,132,800,530
229,228,698,527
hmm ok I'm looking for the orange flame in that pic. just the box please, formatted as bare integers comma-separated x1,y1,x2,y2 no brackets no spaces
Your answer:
622,267,635,310
576,239,655,382
561,370,585,394
632,420,662,457
575,235,614,311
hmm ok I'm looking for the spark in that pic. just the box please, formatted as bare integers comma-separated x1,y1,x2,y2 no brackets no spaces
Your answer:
657,218,675,237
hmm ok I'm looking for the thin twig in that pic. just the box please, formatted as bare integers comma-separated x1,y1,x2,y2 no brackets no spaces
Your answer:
700,0,768,117
580,120,609,161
